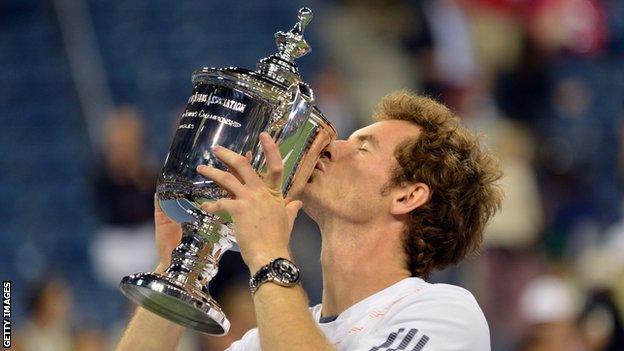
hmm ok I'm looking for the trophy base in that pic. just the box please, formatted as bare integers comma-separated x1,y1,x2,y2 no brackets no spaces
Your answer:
120,272,230,335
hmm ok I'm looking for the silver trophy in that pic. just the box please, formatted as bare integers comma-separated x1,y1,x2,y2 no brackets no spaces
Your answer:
119,8,335,335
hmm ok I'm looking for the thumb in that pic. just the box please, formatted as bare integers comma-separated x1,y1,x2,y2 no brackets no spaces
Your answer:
285,200,303,225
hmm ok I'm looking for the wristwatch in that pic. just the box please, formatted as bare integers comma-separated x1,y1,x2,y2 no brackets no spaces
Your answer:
249,257,301,295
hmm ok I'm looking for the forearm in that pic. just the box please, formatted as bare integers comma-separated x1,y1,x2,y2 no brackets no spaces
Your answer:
116,306,183,351
116,265,183,351
253,282,334,351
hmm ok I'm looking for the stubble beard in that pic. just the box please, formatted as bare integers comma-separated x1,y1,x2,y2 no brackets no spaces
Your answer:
302,173,342,225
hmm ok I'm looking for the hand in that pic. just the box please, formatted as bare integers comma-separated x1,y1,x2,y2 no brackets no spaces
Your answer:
153,196,182,269
197,132,303,273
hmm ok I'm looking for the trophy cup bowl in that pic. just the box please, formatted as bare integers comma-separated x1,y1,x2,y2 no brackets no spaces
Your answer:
119,8,336,335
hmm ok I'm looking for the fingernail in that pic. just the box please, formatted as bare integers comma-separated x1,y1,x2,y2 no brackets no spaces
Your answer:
197,165,210,171
213,145,221,151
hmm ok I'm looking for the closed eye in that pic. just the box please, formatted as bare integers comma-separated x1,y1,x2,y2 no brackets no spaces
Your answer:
348,133,379,152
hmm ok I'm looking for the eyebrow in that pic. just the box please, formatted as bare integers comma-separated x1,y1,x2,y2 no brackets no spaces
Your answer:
351,134,380,149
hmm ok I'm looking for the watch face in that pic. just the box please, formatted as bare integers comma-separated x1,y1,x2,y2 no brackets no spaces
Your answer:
271,258,300,284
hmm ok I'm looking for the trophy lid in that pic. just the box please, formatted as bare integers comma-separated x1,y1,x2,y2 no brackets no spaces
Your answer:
256,8,313,86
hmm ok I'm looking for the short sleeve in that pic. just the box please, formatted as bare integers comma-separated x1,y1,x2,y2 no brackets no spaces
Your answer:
224,328,261,351
351,288,490,351
226,305,321,351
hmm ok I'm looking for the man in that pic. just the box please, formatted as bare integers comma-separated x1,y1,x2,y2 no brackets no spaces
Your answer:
117,91,503,351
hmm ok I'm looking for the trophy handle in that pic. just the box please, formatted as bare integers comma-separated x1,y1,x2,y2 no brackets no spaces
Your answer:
256,82,314,191
273,82,315,137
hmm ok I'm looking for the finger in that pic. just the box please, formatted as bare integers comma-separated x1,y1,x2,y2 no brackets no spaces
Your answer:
201,198,237,214
284,196,300,204
227,151,254,184
154,194,161,212
260,132,283,191
213,145,263,187
228,165,248,185
197,165,247,198
154,195,171,226
224,151,254,184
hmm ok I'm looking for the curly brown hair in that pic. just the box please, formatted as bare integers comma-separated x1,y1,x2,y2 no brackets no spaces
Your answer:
375,91,504,279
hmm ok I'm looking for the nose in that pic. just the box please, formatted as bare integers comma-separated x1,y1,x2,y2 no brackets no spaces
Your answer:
321,148,332,160
320,141,335,161
321,139,347,161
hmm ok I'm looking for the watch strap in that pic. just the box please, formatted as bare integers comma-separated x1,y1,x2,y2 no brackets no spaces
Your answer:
249,263,271,295
249,257,300,295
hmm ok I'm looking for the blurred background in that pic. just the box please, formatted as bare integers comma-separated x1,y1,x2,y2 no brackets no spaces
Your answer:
1,0,624,350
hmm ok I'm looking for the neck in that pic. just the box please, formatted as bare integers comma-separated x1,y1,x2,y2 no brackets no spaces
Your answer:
318,217,410,318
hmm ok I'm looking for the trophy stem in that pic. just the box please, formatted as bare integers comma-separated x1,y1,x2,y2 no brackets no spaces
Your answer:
120,219,233,335
165,222,231,293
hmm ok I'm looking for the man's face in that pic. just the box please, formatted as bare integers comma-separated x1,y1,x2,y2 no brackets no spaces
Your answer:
302,119,421,223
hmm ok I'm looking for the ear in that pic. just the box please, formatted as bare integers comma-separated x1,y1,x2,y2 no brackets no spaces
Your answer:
389,182,430,216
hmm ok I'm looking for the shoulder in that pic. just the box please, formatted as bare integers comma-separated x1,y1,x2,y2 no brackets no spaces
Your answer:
417,281,483,313
367,279,490,350
390,280,487,326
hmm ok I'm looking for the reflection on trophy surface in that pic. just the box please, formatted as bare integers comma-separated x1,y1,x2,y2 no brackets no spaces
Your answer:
119,7,336,335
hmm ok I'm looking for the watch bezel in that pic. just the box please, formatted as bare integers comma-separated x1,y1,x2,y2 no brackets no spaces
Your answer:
268,258,300,286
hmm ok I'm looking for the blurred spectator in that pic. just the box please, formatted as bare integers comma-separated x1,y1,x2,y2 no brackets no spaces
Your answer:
423,0,479,92
517,275,587,351
458,81,543,249
574,212,624,351
19,278,73,351
576,208,624,290
93,106,156,226
579,289,624,351
527,0,608,57
485,118,542,248
461,0,523,76
454,78,544,350
520,275,581,325
312,65,357,138
494,35,550,127
89,106,158,287
319,0,418,125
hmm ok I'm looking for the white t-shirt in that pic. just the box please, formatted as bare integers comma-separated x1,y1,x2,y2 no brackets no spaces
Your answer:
226,277,490,350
